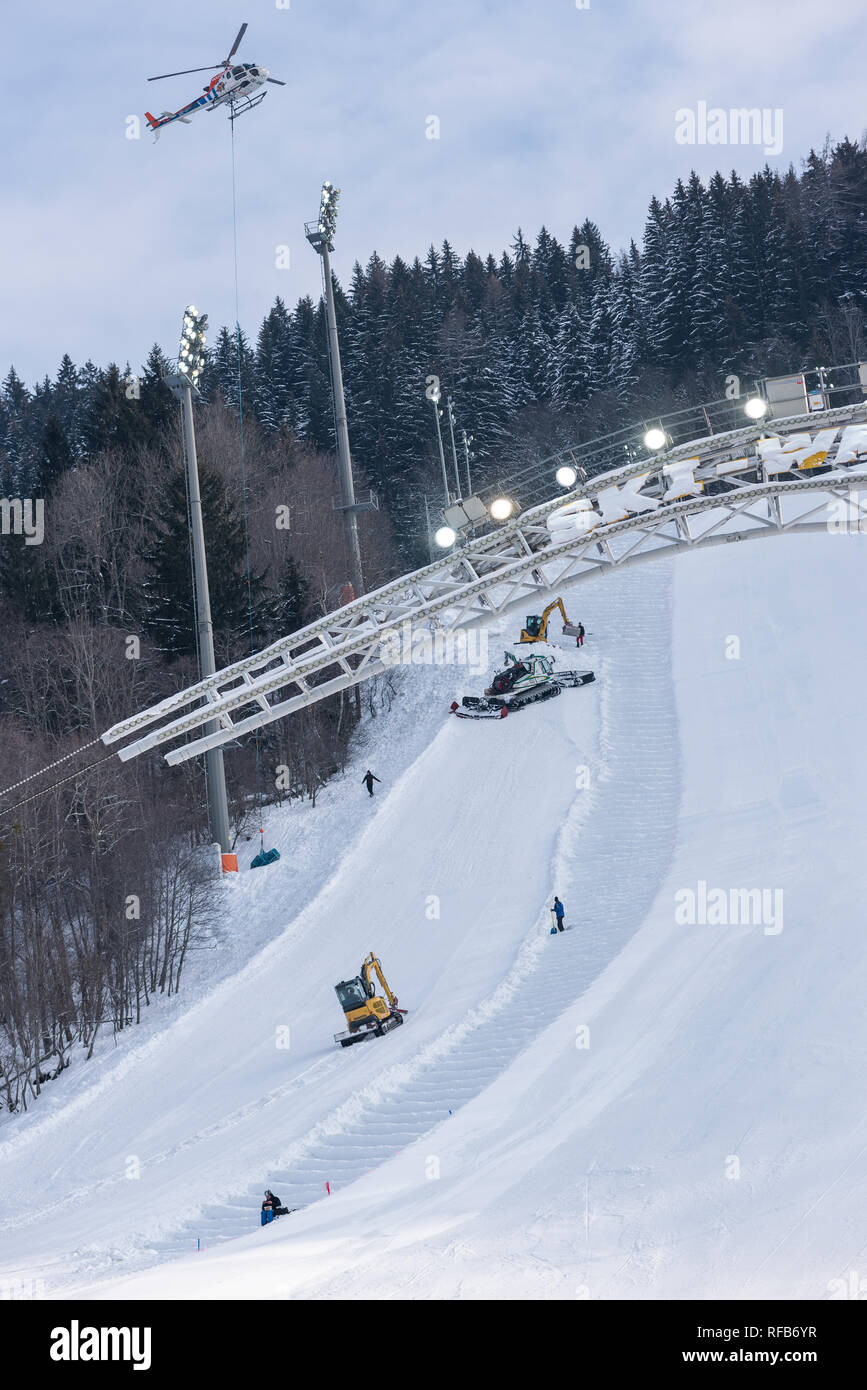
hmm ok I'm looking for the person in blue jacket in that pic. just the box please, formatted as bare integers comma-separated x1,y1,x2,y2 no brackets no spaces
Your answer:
552,896,566,931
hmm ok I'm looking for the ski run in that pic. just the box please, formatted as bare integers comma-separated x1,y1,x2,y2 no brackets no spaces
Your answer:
1,530,866,1301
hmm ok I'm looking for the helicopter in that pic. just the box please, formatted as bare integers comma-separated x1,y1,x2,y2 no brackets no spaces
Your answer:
145,22,285,137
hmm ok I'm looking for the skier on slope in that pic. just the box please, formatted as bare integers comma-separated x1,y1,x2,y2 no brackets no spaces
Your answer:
262,1189,289,1221
362,770,381,797
552,896,566,932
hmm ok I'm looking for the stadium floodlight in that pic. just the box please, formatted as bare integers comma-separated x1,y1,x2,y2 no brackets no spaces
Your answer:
643,427,667,451
744,396,768,420
305,181,341,252
178,305,208,385
489,497,515,521
434,526,457,548
556,465,578,488
317,180,341,241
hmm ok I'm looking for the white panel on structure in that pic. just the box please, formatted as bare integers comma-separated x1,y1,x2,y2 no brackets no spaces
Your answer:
443,503,470,529
760,430,839,473
662,458,703,500
462,496,489,524
547,499,597,536
714,456,752,476
833,424,867,465
765,373,808,417
596,472,659,524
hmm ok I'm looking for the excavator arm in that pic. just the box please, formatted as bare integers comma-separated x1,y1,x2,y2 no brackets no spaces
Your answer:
361,952,398,1007
549,598,569,634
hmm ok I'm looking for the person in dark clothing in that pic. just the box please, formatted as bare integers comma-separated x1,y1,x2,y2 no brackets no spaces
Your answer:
552,896,566,931
575,623,585,648
362,770,381,797
262,1189,288,1216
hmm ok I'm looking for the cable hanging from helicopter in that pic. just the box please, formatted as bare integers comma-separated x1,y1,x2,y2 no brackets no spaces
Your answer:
144,22,285,138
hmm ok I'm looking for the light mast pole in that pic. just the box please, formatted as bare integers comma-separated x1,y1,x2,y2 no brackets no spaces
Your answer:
165,306,231,856
305,182,364,602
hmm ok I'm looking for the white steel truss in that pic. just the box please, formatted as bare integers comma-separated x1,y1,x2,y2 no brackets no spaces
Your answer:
102,405,867,765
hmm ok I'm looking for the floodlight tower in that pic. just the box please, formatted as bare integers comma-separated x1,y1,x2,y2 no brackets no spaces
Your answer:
430,386,451,506
305,182,364,601
164,307,232,856
445,396,462,500
461,428,474,497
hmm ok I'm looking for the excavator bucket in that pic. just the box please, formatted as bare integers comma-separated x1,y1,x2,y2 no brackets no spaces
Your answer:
561,622,582,637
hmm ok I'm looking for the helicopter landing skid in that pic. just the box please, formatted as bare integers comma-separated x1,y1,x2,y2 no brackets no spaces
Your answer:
228,92,267,122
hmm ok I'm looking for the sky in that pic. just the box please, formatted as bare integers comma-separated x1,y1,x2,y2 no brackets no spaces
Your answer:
3,0,865,385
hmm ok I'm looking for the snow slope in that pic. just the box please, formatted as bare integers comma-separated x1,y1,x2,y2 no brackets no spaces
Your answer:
3,529,866,1300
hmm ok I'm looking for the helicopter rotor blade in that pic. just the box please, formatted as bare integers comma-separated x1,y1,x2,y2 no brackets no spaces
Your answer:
266,77,286,85
148,65,224,81
225,21,248,63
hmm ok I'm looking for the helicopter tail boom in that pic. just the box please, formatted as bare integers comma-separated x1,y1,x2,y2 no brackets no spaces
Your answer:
146,95,207,131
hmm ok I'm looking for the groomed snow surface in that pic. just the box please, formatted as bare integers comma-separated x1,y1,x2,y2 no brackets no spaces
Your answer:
1,530,866,1300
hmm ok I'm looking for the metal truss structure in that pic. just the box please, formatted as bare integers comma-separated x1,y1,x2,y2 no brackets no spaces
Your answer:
480,358,867,513
103,404,867,766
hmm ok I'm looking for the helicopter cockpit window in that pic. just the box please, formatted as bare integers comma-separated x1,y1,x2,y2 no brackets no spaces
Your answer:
231,66,245,77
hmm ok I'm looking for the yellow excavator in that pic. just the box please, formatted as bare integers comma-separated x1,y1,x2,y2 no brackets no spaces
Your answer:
333,952,406,1047
519,597,582,643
